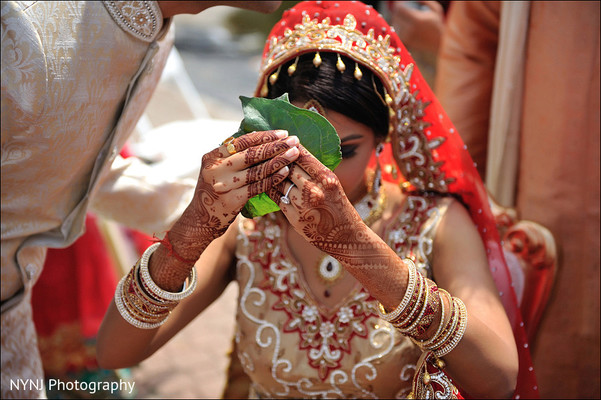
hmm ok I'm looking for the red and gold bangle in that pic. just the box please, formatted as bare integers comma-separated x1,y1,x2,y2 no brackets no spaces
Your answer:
124,266,173,318
402,279,441,338
422,294,465,354
115,268,171,329
426,298,459,351
433,298,468,357
129,266,178,313
411,288,452,349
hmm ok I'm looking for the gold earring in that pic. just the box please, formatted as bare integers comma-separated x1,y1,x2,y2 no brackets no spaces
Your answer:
303,99,326,116
269,65,282,85
371,143,385,197
313,52,322,67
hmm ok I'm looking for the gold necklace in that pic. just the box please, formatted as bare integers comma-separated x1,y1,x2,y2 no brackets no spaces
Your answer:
315,188,386,297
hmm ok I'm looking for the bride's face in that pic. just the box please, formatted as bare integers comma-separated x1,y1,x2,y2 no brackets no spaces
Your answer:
324,109,378,204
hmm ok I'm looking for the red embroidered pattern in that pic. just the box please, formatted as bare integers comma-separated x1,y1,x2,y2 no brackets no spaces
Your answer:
246,216,378,381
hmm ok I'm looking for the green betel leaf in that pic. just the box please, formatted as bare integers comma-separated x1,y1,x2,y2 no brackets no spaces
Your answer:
233,94,341,218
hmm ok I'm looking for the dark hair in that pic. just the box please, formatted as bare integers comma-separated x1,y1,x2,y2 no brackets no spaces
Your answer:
266,52,389,140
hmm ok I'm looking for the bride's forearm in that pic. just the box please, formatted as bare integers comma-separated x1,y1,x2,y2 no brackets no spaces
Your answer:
149,202,225,292
331,225,410,311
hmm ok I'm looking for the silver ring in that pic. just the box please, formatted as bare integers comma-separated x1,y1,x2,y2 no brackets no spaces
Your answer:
280,183,295,205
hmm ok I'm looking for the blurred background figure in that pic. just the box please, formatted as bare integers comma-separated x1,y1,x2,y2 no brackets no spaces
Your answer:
435,1,600,398
32,212,147,399
384,1,450,86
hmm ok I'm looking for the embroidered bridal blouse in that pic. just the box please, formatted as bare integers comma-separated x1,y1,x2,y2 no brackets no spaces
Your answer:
233,195,452,398
1,2,194,397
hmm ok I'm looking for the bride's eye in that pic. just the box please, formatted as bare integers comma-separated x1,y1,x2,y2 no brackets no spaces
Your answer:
341,144,359,159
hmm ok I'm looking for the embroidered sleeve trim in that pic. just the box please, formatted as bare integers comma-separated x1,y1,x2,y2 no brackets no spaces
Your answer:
102,1,163,43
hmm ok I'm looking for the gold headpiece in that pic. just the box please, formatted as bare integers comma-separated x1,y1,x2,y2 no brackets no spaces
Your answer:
256,11,452,193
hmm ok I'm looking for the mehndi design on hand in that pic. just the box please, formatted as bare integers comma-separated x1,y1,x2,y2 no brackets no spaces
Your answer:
268,146,409,307
150,130,298,291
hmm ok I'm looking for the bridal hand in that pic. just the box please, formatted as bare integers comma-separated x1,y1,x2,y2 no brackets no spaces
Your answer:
176,130,300,249
267,145,410,309
267,146,389,268
150,130,299,291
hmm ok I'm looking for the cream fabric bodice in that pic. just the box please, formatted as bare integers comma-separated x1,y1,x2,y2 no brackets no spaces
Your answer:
0,2,191,398
233,194,452,399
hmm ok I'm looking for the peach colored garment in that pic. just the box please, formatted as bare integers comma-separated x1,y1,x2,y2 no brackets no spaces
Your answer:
1,1,192,398
233,196,454,398
435,2,600,397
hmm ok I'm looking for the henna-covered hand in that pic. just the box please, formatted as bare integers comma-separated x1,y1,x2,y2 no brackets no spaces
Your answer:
266,145,409,309
266,145,387,266
150,130,299,291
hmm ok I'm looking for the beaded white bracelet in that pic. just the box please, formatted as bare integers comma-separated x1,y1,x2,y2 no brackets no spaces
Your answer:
138,243,197,302
393,271,426,329
377,259,418,322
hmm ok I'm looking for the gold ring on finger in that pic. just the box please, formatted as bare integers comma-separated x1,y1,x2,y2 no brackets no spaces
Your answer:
226,142,237,155
221,136,234,146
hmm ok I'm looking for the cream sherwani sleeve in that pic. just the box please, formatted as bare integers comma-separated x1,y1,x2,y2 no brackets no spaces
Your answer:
1,1,178,398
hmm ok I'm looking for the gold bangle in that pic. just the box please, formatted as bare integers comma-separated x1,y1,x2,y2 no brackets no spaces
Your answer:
434,298,468,357
411,281,441,338
122,268,172,320
411,288,451,349
114,271,170,329
400,278,440,338
424,296,460,352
